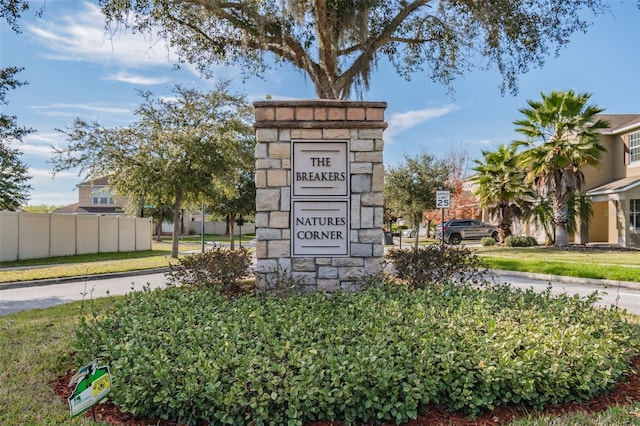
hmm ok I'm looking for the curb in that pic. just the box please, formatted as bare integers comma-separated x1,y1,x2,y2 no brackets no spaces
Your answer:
0,268,171,291
490,269,640,291
3,267,640,292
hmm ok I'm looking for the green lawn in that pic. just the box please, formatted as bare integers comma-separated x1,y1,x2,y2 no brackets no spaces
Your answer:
2,238,640,284
0,299,115,425
0,234,255,284
475,246,640,282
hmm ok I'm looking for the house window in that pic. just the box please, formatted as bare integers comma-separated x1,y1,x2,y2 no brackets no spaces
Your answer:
630,132,640,162
93,197,99,204
630,199,640,229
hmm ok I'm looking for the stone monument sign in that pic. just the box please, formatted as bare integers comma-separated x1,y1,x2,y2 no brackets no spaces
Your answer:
254,100,386,291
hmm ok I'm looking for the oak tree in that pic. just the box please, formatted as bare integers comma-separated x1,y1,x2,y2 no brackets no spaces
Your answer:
98,0,608,99
52,82,255,258
0,67,33,210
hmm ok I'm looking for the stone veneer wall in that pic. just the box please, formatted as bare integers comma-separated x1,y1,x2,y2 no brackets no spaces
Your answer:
254,100,387,291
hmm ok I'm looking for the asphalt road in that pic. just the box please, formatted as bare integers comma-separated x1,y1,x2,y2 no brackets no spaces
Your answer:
490,271,640,314
0,272,169,316
1,270,640,316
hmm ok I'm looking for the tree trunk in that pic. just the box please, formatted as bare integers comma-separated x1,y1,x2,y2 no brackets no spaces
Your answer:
154,219,163,242
170,192,184,258
555,222,569,247
498,210,513,244
553,195,570,247
497,224,511,244
229,219,235,250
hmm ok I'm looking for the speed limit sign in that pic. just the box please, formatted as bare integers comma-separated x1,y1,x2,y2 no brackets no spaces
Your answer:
436,191,450,208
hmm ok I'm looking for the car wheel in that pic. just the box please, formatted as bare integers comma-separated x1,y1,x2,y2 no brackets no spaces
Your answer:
449,234,462,245
491,231,499,241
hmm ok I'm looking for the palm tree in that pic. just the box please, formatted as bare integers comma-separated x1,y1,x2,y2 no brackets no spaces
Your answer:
527,192,593,245
146,203,175,242
566,192,593,237
527,196,554,245
513,90,609,247
472,144,533,243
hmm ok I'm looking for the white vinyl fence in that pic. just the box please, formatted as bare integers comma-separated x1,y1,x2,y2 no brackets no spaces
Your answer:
187,220,255,235
0,211,152,262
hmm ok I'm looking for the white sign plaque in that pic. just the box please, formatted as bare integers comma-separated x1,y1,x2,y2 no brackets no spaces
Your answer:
292,200,349,256
292,141,349,196
436,190,451,208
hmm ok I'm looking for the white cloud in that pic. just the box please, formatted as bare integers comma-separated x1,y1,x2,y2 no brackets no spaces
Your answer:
28,103,134,124
24,166,78,205
27,191,78,206
23,132,63,144
20,143,55,157
31,103,131,115
29,167,77,180
25,2,178,69
105,72,172,85
385,104,460,143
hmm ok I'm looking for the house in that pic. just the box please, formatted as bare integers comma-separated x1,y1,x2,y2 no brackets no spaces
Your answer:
53,177,126,215
52,177,241,236
582,114,640,247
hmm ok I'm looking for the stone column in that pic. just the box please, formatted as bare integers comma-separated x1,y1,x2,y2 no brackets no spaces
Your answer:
254,100,387,291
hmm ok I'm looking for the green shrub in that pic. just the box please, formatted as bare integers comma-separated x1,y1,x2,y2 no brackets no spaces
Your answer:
480,237,497,246
385,244,489,288
166,247,252,293
76,284,639,425
504,235,538,247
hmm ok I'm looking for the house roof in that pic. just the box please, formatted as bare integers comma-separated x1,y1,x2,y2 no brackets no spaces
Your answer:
586,176,640,196
52,203,124,214
78,176,110,187
595,114,640,135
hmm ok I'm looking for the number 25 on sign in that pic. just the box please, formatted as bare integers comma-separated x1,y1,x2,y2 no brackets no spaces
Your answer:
436,191,450,209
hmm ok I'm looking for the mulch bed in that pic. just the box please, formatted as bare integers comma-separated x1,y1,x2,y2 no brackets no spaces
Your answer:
53,356,640,425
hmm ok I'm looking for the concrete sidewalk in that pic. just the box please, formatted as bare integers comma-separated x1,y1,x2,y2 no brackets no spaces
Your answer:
490,269,640,291
2,265,640,292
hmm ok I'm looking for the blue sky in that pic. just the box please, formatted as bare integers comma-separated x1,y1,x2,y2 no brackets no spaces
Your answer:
1,0,639,206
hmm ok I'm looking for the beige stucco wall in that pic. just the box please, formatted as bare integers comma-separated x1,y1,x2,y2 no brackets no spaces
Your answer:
610,199,621,245
581,134,633,191
78,184,126,208
588,201,609,242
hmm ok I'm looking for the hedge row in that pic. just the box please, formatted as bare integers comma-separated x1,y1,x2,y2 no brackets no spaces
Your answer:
76,284,639,425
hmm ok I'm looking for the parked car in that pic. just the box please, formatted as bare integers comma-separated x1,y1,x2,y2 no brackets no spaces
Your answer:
435,219,498,245
401,228,416,238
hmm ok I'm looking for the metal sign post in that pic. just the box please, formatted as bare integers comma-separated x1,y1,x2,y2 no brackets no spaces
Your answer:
236,216,244,249
436,191,450,245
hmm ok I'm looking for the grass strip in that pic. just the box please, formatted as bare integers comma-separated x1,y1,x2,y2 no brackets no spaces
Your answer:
0,249,171,268
482,257,640,282
0,256,176,284
0,298,119,425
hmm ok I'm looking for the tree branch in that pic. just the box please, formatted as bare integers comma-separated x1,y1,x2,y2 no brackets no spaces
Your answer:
336,0,430,96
